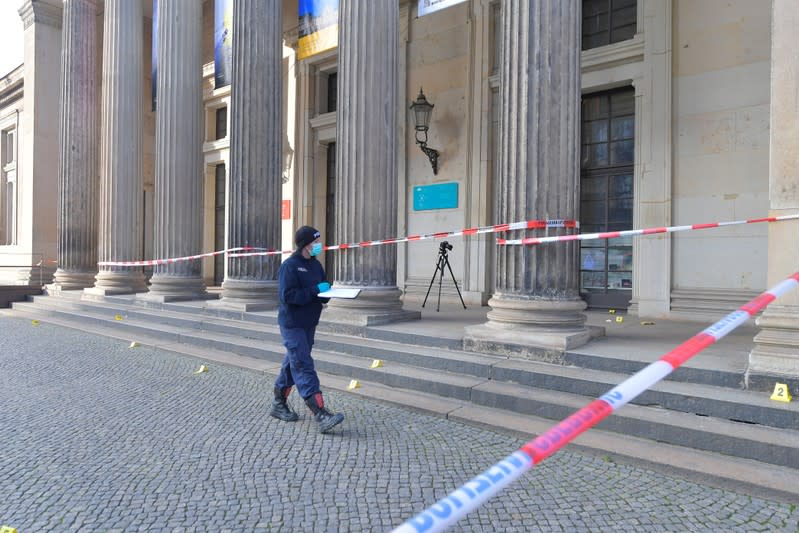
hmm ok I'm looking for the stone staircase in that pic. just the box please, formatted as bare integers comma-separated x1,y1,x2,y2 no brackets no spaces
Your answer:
7,291,799,502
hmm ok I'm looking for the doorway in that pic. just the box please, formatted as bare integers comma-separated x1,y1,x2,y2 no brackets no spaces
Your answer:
580,88,634,309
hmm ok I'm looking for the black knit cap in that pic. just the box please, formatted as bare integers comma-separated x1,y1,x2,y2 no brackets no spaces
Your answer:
295,226,320,249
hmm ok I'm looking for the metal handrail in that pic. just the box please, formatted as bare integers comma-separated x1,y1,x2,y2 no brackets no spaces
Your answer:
0,252,49,287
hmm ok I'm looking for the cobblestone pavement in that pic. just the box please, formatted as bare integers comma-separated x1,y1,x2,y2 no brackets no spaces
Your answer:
1,316,797,533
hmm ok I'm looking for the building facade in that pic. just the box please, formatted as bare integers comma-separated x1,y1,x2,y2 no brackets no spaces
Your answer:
0,0,797,382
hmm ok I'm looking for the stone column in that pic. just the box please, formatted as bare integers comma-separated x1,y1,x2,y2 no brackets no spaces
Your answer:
216,0,282,311
324,0,419,326
464,0,591,357
748,0,799,390
51,0,96,291
84,0,146,297
140,0,207,302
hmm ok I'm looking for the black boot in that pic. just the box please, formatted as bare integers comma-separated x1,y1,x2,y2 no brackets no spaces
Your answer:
270,386,299,422
305,392,344,433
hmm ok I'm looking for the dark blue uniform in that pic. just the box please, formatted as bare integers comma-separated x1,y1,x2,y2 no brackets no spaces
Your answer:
274,250,330,399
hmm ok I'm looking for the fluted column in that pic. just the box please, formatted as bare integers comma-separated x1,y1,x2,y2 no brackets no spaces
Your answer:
216,0,281,311
324,0,419,326
51,0,98,291
84,0,146,297
464,0,590,355
140,0,206,302
748,0,799,389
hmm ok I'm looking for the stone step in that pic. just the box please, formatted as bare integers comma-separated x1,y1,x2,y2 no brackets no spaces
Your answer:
15,296,799,430
20,295,798,429
8,301,799,470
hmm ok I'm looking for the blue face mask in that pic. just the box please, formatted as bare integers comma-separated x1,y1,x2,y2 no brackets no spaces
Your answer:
310,242,323,256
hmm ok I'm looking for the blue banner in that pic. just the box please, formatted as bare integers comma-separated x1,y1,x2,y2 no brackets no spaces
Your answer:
298,0,338,60
214,0,233,89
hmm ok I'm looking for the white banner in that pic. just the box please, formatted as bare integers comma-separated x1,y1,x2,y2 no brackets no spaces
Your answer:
418,0,468,17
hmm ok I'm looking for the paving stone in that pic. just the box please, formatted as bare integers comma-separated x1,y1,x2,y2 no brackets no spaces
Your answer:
0,316,797,532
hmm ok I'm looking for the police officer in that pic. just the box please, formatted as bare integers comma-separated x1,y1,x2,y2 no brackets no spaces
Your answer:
270,226,345,433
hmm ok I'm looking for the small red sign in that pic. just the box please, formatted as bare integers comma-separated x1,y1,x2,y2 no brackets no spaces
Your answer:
282,200,291,220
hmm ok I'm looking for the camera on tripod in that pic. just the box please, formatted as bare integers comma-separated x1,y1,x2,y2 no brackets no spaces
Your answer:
423,240,466,311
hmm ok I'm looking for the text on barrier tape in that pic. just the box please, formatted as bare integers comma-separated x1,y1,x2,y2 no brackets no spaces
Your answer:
496,214,799,246
390,270,799,533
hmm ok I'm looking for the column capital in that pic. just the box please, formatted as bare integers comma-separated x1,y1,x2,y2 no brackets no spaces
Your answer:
19,0,66,30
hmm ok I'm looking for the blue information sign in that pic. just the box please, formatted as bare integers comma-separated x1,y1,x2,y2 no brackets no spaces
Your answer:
413,182,459,211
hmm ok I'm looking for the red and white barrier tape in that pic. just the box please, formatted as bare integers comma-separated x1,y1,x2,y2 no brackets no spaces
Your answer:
97,247,272,267
391,269,799,533
229,219,579,258
497,214,799,246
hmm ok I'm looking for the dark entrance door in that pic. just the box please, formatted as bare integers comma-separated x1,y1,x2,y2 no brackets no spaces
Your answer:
580,88,634,309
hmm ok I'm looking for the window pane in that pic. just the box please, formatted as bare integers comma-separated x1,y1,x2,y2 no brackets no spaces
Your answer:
610,139,634,164
608,235,633,246
591,143,609,166
582,96,609,120
582,13,609,34
584,0,609,17
327,72,337,113
215,107,227,140
581,271,607,290
583,0,636,49
608,198,633,224
581,247,606,271
611,116,634,141
581,176,606,201
582,200,607,224
611,24,637,43
612,5,637,27
609,173,633,198
607,246,632,271
608,271,632,289
610,91,635,115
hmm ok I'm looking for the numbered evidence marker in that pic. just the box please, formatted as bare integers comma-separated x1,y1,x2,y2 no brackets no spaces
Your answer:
770,383,792,403
615,316,624,323
347,379,361,390
1,526,19,533
370,359,383,369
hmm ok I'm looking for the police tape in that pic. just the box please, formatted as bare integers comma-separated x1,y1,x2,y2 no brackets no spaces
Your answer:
497,214,799,246
390,269,799,533
228,218,579,258
97,247,273,267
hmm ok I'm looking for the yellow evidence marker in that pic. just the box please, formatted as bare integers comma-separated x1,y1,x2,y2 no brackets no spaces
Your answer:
370,359,383,369
770,383,792,403
193,364,209,375
114,314,123,321
615,316,624,323
1,526,19,533
347,379,361,390
129,341,140,348
31,319,40,325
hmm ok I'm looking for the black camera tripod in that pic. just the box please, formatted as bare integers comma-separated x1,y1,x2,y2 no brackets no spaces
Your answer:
422,241,467,312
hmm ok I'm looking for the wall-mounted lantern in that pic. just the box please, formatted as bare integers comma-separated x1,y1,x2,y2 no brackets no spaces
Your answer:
409,88,440,175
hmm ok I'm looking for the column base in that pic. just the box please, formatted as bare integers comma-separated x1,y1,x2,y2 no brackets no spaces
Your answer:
138,274,208,303
213,278,279,311
323,286,421,326
463,294,594,360
50,269,96,291
84,269,148,297
748,305,799,390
